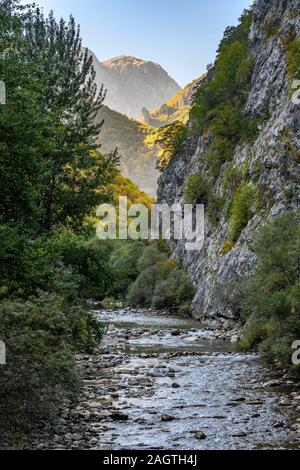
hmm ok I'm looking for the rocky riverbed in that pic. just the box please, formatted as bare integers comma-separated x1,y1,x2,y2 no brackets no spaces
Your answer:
34,308,300,450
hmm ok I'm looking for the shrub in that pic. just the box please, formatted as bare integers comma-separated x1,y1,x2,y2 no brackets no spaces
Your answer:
263,16,281,38
0,293,103,445
109,241,145,296
152,269,195,310
147,121,188,171
220,240,235,255
126,245,194,311
184,174,211,205
228,183,260,242
191,9,257,183
0,225,81,301
206,195,225,226
286,38,300,80
235,211,300,376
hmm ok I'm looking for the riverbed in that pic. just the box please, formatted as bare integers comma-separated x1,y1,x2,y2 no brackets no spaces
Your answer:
34,308,300,450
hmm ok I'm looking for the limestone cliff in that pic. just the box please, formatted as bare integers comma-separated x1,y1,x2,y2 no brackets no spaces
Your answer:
157,0,300,321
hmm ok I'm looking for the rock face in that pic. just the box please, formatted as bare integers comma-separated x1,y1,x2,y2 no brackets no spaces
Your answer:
140,74,207,128
87,51,181,119
157,0,300,320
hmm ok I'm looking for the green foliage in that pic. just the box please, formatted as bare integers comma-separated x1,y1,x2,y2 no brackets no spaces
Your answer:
220,240,235,256
109,241,146,295
48,233,116,299
0,2,118,233
0,225,116,301
146,121,188,171
0,1,119,444
263,16,281,38
96,106,158,196
0,292,103,444
152,269,195,311
235,211,300,375
286,38,300,80
283,128,300,162
126,246,194,311
184,174,211,205
110,173,154,207
191,9,257,183
228,183,260,242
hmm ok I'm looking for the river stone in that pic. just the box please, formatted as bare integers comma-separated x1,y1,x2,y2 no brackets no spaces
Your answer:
161,415,176,422
110,412,129,421
193,431,206,440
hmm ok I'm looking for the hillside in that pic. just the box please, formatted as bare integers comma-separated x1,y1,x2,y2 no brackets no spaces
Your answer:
95,105,159,196
87,50,181,119
140,74,206,127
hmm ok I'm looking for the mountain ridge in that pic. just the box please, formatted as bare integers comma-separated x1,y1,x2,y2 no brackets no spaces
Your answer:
87,49,181,119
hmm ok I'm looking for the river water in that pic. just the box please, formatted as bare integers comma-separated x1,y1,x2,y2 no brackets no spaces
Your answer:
92,308,300,450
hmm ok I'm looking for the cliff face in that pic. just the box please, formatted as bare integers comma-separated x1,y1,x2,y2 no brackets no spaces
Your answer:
140,75,206,127
88,52,181,119
157,0,300,321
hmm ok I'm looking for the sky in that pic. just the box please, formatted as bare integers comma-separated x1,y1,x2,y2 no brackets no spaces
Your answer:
24,0,253,87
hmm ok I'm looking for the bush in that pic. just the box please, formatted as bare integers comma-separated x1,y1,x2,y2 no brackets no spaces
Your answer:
147,121,188,171
109,241,145,296
191,9,258,184
184,174,211,205
286,38,300,80
228,183,260,242
49,232,115,299
152,269,195,310
235,211,300,376
126,245,194,311
0,292,103,445
220,240,235,255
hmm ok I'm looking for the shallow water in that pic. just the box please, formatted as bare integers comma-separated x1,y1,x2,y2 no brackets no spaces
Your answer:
94,309,299,450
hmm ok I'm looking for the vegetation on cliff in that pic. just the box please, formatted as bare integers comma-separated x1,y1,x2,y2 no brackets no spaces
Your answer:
231,211,300,377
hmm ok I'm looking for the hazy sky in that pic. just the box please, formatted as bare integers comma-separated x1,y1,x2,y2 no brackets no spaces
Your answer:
24,0,253,87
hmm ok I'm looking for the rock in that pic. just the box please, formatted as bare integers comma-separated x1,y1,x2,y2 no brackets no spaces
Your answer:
172,383,180,388
263,380,283,388
182,336,199,343
230,335,240,344
171,330,181,336
110,412,129,421
161,415,176,422
156,0,300,321
229,396,246,402
272,420,284,428
231,431,247,437
89,437,99,445
246,399,264,405
193,431,206,440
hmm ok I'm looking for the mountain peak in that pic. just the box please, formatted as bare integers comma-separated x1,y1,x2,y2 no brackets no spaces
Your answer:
88,49,181,119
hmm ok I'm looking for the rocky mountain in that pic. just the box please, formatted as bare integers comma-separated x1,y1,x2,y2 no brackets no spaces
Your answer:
140,74,207,127
88,50,181,119
157,0,300,322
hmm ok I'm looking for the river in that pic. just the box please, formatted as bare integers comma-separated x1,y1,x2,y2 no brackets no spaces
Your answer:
34,308,300,450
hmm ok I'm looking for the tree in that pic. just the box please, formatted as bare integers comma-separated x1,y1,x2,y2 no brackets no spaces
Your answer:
236,211,300,374
0,2,118,233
